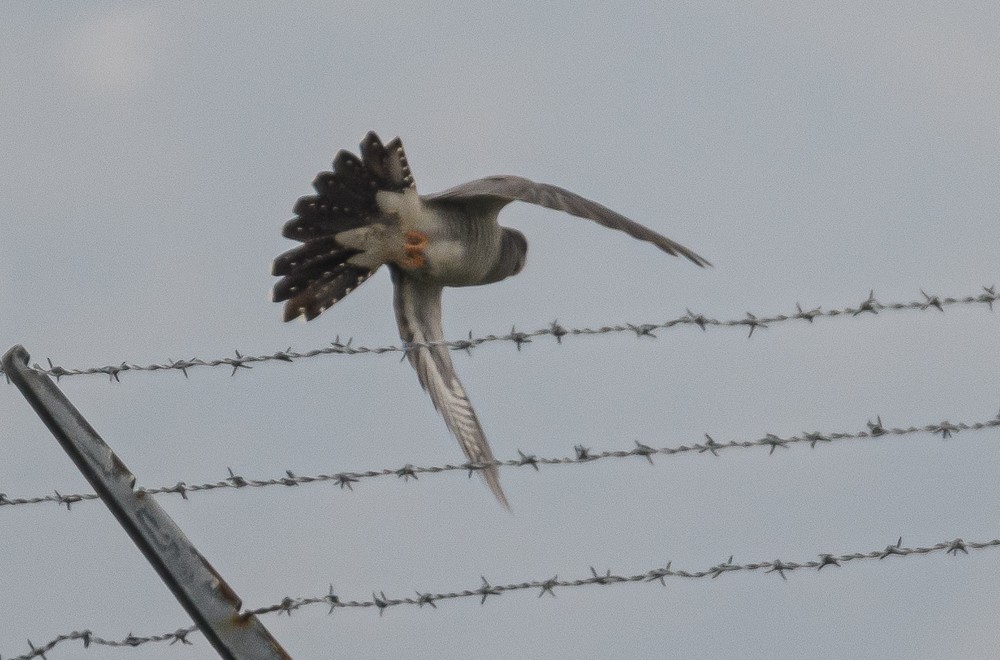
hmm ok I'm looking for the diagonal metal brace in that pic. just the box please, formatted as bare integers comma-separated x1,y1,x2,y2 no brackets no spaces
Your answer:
2,345,289,660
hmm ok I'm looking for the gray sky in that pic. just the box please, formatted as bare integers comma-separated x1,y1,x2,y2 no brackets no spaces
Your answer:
3,2,999,658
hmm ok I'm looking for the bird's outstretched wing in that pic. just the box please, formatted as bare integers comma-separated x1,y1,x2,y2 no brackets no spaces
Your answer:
426,175,711,267
390,266,509,508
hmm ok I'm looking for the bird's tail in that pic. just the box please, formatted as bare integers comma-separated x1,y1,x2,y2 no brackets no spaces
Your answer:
273,132,414,321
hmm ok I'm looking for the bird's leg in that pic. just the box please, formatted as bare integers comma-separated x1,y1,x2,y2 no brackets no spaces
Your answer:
400,230,429,269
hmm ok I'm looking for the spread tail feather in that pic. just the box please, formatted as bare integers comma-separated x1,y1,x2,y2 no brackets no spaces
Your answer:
273,132,415,321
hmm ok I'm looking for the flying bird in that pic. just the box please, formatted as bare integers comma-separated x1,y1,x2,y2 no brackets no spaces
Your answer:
272,132,709,507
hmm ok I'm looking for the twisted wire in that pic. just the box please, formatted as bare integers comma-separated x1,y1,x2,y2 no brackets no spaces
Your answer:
1,287,994,382
3,411,997,511
8,534,994,659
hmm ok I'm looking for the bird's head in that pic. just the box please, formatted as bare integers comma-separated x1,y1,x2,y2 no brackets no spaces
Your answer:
505,227,528,277
480,227,528,285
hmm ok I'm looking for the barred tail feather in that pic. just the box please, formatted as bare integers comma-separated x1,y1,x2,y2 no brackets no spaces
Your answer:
273,132,415,322
281,264,374,322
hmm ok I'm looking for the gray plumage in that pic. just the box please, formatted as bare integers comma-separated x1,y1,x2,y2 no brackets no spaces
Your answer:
273,132,709,508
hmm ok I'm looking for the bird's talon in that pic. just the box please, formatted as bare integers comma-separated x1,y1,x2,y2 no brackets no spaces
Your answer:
399,231,429,270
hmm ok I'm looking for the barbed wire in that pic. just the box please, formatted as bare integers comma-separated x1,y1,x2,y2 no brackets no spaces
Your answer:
1,287,995,383
7,533,995,659
4,410,998,511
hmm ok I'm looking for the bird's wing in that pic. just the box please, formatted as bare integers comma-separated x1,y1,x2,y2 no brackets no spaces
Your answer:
426,175,710,267
390,266,509,508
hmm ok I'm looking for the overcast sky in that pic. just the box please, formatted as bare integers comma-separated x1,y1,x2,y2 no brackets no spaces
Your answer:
2,3,1000,658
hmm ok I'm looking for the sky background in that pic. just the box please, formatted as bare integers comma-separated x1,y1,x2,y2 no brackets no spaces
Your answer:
2,2,999,658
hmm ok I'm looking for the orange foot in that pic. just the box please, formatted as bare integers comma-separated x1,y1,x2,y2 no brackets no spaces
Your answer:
400,231,429,269
404,230,429,249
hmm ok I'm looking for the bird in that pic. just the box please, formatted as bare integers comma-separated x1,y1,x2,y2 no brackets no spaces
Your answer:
272,132,709,508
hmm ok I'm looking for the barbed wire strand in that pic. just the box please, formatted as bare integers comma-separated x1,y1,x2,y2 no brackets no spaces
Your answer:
1,287,995,383
8,534,994,659
4,291,996,658
3,411,998,511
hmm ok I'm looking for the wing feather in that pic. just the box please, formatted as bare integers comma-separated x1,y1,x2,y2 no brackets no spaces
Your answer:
390,267,509,508
426,175,710,266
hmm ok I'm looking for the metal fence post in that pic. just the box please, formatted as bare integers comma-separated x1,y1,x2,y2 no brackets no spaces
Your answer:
3,345,291,660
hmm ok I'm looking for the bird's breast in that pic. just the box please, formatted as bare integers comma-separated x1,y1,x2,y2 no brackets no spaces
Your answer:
414,223,501,286
420,211,502,287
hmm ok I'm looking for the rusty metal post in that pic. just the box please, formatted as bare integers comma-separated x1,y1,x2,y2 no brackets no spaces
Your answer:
2,345,290,660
